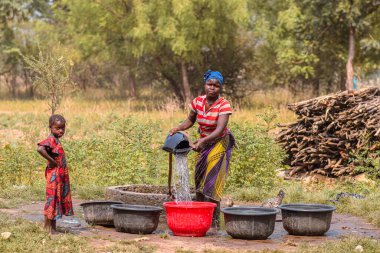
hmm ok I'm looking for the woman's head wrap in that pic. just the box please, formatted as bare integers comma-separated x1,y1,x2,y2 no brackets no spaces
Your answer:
203,69,224,85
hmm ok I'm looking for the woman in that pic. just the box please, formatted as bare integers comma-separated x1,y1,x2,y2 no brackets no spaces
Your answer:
169,69,235,228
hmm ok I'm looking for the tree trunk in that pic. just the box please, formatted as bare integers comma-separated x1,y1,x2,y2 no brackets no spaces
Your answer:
24,71,34,98
326,80,332,94
345,25,355,91
161,72,182,99
181,61,192,105
339,71,346,91
11,74,17,98
113,72,124,97
127,71,137,98
313,79,320,97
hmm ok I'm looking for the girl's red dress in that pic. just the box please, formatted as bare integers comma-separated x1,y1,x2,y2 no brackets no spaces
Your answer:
38,134,74,220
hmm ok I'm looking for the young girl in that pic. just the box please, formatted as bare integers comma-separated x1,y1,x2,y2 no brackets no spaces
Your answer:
37,114,74,234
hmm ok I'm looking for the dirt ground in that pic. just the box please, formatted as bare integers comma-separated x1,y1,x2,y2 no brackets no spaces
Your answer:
1,199,380,253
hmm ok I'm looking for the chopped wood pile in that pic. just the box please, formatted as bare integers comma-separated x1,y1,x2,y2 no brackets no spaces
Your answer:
277,87,380,177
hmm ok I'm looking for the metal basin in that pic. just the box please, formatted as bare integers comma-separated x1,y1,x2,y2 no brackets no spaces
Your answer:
80,201,123,226
111,204,163,234
279,204,336,236
221,207,278,240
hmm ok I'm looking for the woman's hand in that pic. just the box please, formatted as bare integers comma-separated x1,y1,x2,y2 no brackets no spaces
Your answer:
193,138,207,152
169,127,179,136
49,160,58,168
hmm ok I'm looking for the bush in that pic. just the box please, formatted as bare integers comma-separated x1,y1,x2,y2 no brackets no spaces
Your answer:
352,141,380,179
226,122,286,190
0,144,43,187
64,115,168,187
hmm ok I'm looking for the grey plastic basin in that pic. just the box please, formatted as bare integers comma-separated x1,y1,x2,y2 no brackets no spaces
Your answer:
80,201,123,226
279,204,336,236
111,204,163,234
222,206,278,240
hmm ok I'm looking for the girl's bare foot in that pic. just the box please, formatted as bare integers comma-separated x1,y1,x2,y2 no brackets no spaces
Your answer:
52,220,57,230
49,229,60,235
44,216,60,235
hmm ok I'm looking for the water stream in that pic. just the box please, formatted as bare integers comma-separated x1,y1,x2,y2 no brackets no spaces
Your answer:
173,153,192,202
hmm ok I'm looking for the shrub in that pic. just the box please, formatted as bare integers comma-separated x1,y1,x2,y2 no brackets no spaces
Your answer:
0,144,42,187
226,122,286,190
64,115,168,187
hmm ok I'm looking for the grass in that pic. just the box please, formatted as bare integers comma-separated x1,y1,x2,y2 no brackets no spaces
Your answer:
0,212,94,253
105,242,156,253
0,184,45,208
176,248,196,253
72,185,107,200
0,212,159,253
296,236,380,253
0,183,105,209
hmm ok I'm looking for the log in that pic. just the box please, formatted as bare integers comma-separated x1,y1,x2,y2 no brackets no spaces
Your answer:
277,87,380,177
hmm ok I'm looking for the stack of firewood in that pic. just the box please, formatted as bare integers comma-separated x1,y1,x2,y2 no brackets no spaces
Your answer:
277,87,380,177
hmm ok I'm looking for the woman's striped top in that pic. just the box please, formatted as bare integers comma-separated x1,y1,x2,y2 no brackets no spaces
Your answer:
190,95,232,138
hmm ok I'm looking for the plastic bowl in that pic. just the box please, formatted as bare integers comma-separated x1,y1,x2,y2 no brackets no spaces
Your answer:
163,201,216,237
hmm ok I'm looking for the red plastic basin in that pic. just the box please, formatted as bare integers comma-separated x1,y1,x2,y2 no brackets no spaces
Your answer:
163,201,216,237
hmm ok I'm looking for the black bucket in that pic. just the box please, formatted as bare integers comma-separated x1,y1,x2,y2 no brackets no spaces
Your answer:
279,203,336,236
222,206,278,240
111,204,163,234
162,132,192,154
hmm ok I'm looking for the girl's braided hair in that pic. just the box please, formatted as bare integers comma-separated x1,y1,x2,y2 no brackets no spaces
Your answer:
49,114,66,127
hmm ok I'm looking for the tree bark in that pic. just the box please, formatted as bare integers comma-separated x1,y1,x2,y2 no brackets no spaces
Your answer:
11,74,17,98
127,70,137,98
24,71,34,98
161,72,182,98
181,61,192,105
339,71,346,91
113,72,124,97
345,25,355,91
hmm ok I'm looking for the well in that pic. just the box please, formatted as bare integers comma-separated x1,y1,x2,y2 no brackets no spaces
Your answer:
106,184,195,222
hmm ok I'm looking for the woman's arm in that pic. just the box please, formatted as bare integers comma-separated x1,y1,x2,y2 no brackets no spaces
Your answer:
37,146,58,167
193,114,230,151
169,110,197,135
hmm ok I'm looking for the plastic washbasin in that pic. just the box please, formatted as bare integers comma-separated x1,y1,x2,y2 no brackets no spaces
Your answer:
163,201,216,237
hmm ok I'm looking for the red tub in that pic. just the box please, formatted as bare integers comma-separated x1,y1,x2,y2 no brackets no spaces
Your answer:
163,201,216,237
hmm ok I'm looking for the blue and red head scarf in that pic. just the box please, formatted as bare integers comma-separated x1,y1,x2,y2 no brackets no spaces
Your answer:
203,69,224,86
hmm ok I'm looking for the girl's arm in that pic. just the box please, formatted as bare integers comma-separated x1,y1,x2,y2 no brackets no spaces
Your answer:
193,114,229,151
169,110,197,135
37,146,58,167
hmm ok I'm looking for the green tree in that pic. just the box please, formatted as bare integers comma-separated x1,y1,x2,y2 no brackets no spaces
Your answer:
132,0,249,103
56,0,250,103
0,0,50,97
249,0,380,93
296,0,380,91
